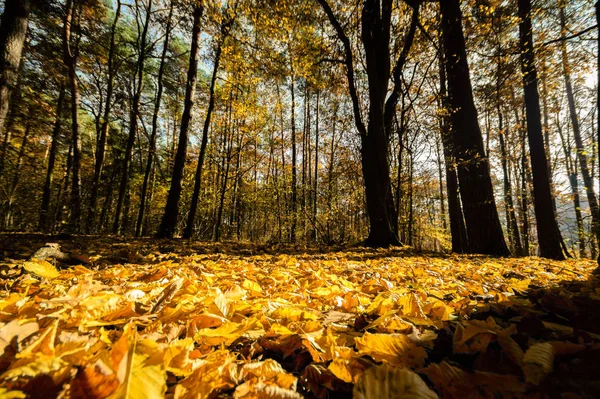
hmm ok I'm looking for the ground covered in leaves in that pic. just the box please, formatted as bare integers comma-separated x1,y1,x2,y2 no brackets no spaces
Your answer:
1,234,600,398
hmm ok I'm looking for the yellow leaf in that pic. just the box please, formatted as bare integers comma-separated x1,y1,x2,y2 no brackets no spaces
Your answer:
355,332,426,368
23,259,60,279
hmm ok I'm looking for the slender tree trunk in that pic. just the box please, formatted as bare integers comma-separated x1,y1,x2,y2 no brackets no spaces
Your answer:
63,0,83,232
498,111,523,256
596,1,600,266
312,90,319,241
157,5,203,238
39,86,65,232
184,21,231,239
441,0,509,255
558,4,600,254
5,119,31,228
557,120,586,257
114,0,152,234
517,0,565,259
136,2,173,236
290,77,298,242
435,137,447,231
89,0,121,231
520,128,531,256
0,0,30,172
214,124,233,241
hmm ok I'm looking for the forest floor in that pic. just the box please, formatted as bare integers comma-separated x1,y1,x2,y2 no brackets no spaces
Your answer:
0,233,600,398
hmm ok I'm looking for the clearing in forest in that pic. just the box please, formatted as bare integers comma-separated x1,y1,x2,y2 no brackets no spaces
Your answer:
0,234,599,398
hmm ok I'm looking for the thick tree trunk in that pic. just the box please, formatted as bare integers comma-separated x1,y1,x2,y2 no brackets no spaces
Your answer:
136,2,173,237
39,86,65,232
439,53,469,254
441,0,509,256
89,0,121,231
114,0,152,234
158,5,203,238
317,0,422,247
0,0,30,167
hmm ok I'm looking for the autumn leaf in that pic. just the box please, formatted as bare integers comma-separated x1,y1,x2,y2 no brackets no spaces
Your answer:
22,259,60,279
355,332,427,368
353,364,438,399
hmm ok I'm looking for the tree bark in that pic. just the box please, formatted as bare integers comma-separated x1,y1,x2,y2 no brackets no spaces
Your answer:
0,0,30,171
441,0,509,256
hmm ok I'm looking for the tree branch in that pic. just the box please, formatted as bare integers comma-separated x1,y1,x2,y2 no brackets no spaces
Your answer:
543,24,598,46
315,0,367,139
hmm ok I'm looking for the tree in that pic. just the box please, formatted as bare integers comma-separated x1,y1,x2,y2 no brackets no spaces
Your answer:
63,0,83,232
157,3,204,239
315,0,420,247
517,0,566,259
440,0,509,256
136,1,174,237
114,0,153,234
88,0,122,232
0,0,31,178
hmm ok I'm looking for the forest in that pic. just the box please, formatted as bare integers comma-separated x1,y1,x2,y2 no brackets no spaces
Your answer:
0,0,596,259
1,0,600,398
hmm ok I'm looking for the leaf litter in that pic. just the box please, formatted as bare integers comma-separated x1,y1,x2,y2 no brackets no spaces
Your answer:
0,234,600,398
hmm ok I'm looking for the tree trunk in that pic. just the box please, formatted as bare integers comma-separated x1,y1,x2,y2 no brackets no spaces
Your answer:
439,50,468,253
114,0,152,234
290,76,297,242
5,118,31,228
89,0,121,231
156,6,203,238
0,0,30,168
441,0,509,256
183,20,230,239
136,1,173,237
316,0,421,247
63,0,83,233
498,111,523,256
39,86,65,232
558,4,600,254
312,90,319,241
595,1,600,266
557,119,586,257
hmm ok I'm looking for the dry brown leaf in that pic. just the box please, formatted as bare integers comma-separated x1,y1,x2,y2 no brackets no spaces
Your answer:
523,342,554,385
